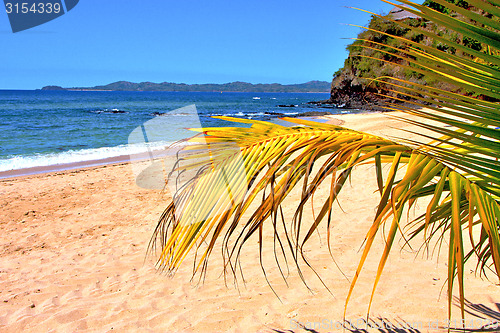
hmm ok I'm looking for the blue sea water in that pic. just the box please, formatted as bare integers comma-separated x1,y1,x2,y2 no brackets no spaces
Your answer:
0,90,343,173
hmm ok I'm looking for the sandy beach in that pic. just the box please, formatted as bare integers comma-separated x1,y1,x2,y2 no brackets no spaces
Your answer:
1,111,498,332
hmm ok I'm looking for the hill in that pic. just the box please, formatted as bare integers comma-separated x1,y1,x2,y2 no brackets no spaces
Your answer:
41,81,331,93
325,0,490,109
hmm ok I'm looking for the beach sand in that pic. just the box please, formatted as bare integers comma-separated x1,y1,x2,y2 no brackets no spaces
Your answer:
0,111,498,332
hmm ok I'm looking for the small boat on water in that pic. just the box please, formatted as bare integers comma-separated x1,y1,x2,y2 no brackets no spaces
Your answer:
252,97,261,100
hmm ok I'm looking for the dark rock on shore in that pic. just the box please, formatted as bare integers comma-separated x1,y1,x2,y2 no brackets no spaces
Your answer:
276,104,299,108
264,111,286,117
307,83,391,112
306,100,338,108
299,111,332,117
89,109,128,114
320,68,389,111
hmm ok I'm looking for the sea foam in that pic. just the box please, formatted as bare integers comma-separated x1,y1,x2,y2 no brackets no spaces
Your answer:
0,141,172,172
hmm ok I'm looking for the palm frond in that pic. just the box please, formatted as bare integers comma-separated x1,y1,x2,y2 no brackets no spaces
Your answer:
349,0,500,318
149,0,500,321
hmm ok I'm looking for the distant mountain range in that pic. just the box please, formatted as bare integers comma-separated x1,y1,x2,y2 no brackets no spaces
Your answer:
41,80,331,93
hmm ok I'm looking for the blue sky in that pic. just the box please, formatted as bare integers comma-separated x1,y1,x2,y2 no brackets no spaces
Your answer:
0,0,397,89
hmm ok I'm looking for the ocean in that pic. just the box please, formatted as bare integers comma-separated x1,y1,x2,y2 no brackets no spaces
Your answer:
0,90,347,177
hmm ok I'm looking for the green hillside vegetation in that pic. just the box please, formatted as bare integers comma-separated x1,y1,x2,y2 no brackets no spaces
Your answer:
330,0,497,108
42,80,331,93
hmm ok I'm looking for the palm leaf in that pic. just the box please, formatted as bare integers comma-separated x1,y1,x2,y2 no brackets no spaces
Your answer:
149,0,500,322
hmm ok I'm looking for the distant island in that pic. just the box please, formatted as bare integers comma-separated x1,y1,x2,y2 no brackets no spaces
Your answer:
41,80,331,93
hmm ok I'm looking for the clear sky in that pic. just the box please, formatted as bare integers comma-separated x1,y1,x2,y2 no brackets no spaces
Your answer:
0,0,397,89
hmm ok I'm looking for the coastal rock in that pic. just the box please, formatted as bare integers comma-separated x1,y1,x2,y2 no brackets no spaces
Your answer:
89,109,128,114
299,111,332,117
327,68,386,110
264,111,286,117
307,70,386,111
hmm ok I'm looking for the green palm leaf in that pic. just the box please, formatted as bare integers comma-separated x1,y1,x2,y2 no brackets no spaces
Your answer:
149,0,500,322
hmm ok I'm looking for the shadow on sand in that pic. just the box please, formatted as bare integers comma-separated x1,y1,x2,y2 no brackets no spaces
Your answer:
271,298,500,332
447,297,500,332
271,317,422,333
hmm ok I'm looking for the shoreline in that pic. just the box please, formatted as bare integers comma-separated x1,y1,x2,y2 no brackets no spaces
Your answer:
0,155,132,181
0,149,174,181
0,115,348,181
